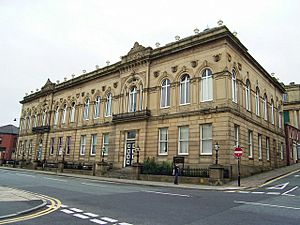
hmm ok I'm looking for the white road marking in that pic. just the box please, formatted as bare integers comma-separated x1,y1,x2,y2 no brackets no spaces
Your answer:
266,192,281,195
251,191,265,194
294,175,300,177
81,182,106,188
266,182,289,190
69,208,83,213
118,223,134,225
16,173,35,178
60,204,68,208
101,217,118,223
61,209,75,214
234,200,300,210
238,191,250,194
84,212,99,217
282,186,298,196
73,213,90,219
90,218,108,224
143,190,191,197
43,177,67,182
225,190,236,193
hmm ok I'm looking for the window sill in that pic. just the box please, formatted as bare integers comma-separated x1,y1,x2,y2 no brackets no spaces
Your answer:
179,103,190,106
200,153,212,156
158,153,168,156
178,153,189,156
200,99,213,103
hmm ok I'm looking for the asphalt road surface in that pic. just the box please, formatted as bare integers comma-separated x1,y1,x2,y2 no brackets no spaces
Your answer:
0,168,299,225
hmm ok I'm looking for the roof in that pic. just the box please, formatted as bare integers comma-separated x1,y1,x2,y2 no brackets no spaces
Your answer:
0,125,19,135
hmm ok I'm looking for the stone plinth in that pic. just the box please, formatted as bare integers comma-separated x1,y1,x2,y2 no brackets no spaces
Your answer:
131,163,142,180
209,164,224,186
96,162,110,176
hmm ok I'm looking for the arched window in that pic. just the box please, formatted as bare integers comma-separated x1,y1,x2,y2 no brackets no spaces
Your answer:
33,114,37,128
129,87,137,112
42,109,47,126
83,98,90,120
232,70,237,103
54,106,59,125
263,94,268,121
105,93,112,117
70,102,76,123
139,84,143,110
180,74,190,104
245,80,251,111
161,79,170,108
271,99,275,125
94,96,101,118
62,104,67,124
26,116,31,131
255,87,260,116
201,69,213,102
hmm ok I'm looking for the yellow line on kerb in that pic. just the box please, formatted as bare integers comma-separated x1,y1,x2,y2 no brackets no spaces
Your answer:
0,190,61,224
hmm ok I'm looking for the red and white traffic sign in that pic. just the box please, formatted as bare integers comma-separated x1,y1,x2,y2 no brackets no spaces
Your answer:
234,147,243,158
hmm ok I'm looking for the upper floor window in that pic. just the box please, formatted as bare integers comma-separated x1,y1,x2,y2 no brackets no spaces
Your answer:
26,116,31,131
245,80,251,111
255,87,260,116
42,109,47,126
283,93,288,102
180,74,190,105
94,96,101,118
232,70,237,103
139,85,143,111
201,69,213,102
33,114,37,127
105,93,112,117
62,104,67,124
279,111,283,128
263,94,268,121
54,106,59,125
70,102,76,123
129,87,137,112
83,98,90,120
161,79,170,108
271,99,275,125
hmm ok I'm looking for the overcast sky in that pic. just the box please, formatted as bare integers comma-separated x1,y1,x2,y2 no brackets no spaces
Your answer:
1,0,299,127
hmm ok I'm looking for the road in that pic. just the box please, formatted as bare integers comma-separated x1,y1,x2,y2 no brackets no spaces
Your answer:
0,168,299,225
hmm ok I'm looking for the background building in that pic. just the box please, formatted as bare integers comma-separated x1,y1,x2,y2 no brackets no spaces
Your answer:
283,83,300,165
0,125,19,162
17,25,286,178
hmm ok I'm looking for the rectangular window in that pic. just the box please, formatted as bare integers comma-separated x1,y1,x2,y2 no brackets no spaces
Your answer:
279,112,282,128
200,124,212,155
58,137,63,155
66,136,72,155
248,130,253,158
102,133,109,156
18,141,22,156
80,135,86,155
24,140,28,155
90,134,97,156
178,126,189,155
234,125,239,147
280,142,284,160
258,134,262,160
266,137,270,161
29,140,33,155
50,138,55,155
159,128,168,155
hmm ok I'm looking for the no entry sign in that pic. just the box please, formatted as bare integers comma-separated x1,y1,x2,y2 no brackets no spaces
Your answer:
234,147,243,158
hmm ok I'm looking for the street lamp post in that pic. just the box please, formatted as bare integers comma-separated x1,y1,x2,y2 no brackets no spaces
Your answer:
214,142,220,165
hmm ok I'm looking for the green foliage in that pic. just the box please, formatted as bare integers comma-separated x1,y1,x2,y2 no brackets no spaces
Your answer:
142,157,172,175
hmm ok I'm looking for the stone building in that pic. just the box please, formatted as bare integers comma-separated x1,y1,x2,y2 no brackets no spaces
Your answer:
283,83,300,165
17,25,286,177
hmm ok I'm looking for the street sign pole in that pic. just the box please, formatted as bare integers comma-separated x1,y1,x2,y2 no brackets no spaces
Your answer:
237,157,241,187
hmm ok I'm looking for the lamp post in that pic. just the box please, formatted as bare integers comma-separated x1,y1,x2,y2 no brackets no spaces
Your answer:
215,142,220,165
136,145,140,164
101,145,106,163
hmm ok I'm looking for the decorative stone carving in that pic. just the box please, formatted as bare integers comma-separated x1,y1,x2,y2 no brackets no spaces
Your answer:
171,66,178,73
191,60,198,68
41,79,55,92
227,53,232,62
81,92,85,97
122,42,152,62
102,86,106,92
113,82,118,88
60,98,63,103
154,71,160,78
162,71,168,76
91,89,95,94
238,63,242,71
182,66,187,72
213,53,221,62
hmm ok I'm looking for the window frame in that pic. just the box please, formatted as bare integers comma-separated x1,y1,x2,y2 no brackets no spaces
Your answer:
129,87,137,112
234,124,240,148
54,106,59,125
232,70,237,103
248,130,253,158
158,128,168,155
255,87,260,116
258,134,262,160
90,134,97,156
200,124,213,155
178,126,189,155
201,69,213,102
160,79,171,108
245,80,251,111
102,133,109,156
266,137,270,161
105,93,112,117
70,102,76,123
264,94,268,121
66,136,72,155
50,137,55,155
83,98,90,120
271,99,275,125
62,104,67,124
80,135,86,156
180,74,190,105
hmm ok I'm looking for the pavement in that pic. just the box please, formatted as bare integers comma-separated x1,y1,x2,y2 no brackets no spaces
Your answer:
1,163,300,220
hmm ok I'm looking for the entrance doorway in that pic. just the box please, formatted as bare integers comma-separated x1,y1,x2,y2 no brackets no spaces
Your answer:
125,131,136,167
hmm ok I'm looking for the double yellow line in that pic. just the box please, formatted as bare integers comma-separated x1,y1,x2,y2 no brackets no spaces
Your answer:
0,190,61,224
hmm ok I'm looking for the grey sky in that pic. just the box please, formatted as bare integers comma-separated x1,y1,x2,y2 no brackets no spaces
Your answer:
1,0,299,126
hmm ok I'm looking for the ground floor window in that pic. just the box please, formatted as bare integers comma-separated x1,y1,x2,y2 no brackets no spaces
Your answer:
80,135,86,155
178,126,189,155
159,128,168,155
103,133,109,156
266,137,270,161
248,130,253,158
90,134,97,156
258,134,262,160
50,138,55,155
66,136,72,155
200,124,212,155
